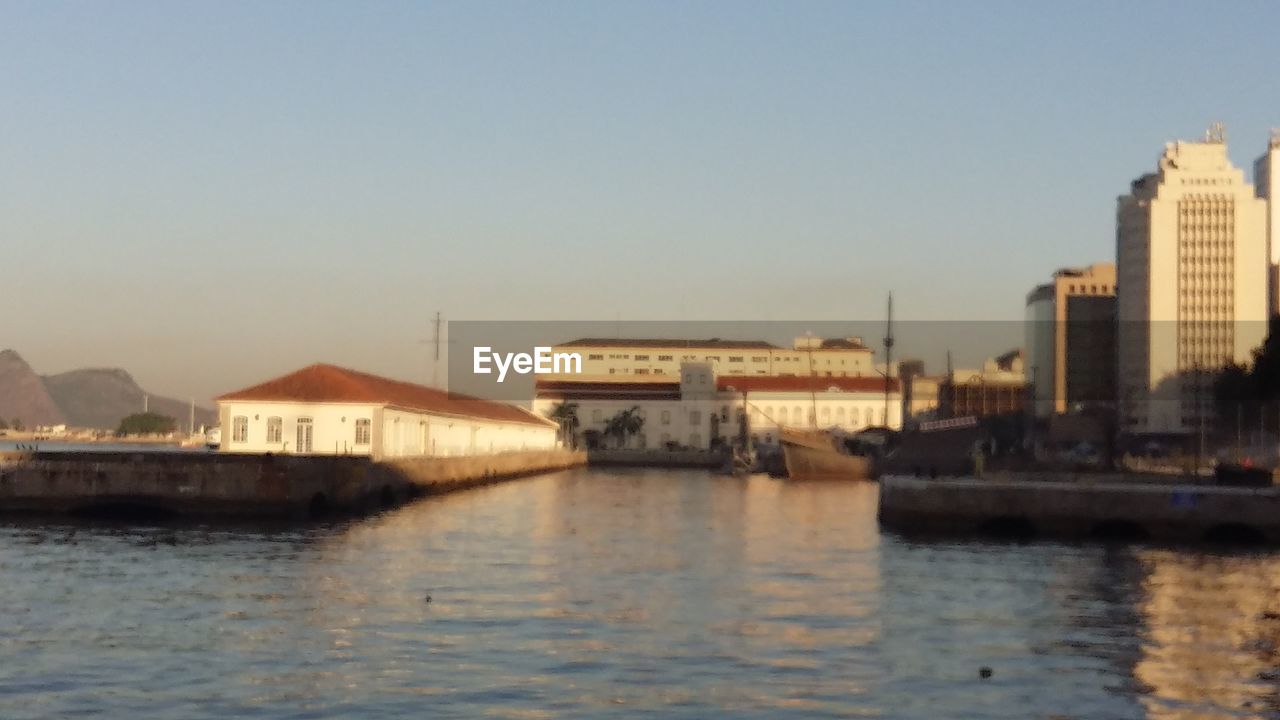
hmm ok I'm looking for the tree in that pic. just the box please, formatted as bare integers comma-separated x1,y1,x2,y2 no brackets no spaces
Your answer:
546,402,581,449
0,417,7,430
603,406,645,448
10,418,22,432
116,412,177,437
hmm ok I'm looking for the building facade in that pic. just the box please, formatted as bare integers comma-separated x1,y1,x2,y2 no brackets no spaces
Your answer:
533,362,901,451
1024,263,1117,418
1254,131,1280,316
1117,128,1269,436
217,364,558,459
547,337,876,380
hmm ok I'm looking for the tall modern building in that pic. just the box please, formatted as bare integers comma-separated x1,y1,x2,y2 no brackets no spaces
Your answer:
1116,126,1269,436
1024,263,1117,418
1254,131,1280,316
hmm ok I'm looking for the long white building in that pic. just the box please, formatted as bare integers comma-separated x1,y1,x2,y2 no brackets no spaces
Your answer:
534,362,901,450
1117,127,1269,436
217,364,559,459
547,337,877,380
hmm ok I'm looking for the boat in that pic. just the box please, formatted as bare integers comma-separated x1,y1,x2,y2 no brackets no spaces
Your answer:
779,427,875,480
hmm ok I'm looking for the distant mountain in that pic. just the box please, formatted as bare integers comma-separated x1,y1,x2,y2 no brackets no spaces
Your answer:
0,350,65,428
0,350,216,431
43,367,216,431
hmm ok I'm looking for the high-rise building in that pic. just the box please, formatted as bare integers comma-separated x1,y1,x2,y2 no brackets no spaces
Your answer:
1024,263,1117,418
1253,130,1280,316
1116,126,1269,436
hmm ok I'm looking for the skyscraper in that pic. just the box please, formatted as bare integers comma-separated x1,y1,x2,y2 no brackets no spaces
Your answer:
1116,126,1269,437
1254,130,1280,317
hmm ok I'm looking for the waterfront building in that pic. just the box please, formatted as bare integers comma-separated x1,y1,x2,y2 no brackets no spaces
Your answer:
547,337,876,380
533,362,901,450
217,364,558,458
1117,126,1269,436
1024,263,1117,418
1254,131,1280,316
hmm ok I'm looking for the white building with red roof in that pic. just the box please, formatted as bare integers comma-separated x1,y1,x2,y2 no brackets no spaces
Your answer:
533,362,900,451
216,364,558,458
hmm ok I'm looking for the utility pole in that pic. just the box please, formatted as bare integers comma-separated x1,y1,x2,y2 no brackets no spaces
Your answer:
883,293,894,429
432,311,442,388
189,398,195,435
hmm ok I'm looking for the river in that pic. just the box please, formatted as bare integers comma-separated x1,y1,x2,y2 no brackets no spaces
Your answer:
1,467,1278,719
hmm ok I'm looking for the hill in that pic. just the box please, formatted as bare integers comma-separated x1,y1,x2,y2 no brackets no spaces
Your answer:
0,350,65,428
0,350,215,431
43,367,216,431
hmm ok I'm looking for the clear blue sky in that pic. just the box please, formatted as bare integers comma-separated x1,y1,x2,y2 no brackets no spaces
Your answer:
3,1,1279,401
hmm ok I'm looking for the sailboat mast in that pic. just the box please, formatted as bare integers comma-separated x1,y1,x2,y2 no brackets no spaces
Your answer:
883,293,894,428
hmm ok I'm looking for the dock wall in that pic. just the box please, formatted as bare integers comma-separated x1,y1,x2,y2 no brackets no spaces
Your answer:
879,476,1280,543
0,449,585,519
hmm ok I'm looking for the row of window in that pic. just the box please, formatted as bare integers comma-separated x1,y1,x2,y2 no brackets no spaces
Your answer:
230,416,372,448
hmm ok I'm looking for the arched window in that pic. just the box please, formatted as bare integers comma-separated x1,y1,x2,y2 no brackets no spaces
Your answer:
232,416,248,443
355,418,372,445
266,417,282,444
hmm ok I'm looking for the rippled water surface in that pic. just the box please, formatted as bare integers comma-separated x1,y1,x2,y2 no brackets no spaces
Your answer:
3,468,1280,719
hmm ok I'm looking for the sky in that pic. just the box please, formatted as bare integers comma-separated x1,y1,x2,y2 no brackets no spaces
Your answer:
3,0,1280,403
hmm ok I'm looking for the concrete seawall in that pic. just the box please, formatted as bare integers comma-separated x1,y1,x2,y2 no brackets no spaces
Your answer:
0,449,585,519
587,449,724,468
879,475,1280,543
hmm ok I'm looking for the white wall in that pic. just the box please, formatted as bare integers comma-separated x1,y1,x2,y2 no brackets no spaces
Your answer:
218,401,557,458
533,387,902,451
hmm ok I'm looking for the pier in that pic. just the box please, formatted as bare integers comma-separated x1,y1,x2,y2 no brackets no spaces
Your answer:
878,475,1280,543
0,449,585,519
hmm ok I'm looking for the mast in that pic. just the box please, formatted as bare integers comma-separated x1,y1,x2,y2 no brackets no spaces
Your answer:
806,332,817,429
883,293,894,428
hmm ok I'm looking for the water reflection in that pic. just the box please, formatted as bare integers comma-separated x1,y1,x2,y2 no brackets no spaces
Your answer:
0,469,1279,718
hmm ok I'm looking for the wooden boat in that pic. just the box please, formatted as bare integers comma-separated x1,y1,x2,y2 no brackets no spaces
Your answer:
779,428,874,481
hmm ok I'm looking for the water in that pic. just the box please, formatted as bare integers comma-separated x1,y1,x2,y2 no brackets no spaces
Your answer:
2,468,1279,719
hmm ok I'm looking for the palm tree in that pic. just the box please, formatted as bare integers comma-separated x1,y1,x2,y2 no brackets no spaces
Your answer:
546,402,581,449
604,406,645,448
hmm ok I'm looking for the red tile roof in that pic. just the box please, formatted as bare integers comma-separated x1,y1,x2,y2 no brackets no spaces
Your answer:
217,364,555,427
535,375,899,398
716,375,900,394
557,338,780,350
535,380,683,402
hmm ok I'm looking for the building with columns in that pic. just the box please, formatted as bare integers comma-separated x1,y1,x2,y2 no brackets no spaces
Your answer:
534,362,901,450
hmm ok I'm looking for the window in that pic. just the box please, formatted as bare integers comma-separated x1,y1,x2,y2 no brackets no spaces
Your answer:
635,369,650,375
689,433,702,448
689,410,702,425
728,356,744,362
588,354,604,361
635,354,650,361
592,409,603,422
355,418,372,445
658,355,673,361
232,416,248,443
661,410,671,425
296,417,313,453
266,416,282,443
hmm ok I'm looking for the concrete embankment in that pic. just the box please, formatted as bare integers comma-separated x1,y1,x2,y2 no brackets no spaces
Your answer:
0,449,585,519
879,475,1280,543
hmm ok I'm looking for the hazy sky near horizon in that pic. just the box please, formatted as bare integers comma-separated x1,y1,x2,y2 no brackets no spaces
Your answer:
4,1,1280,402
